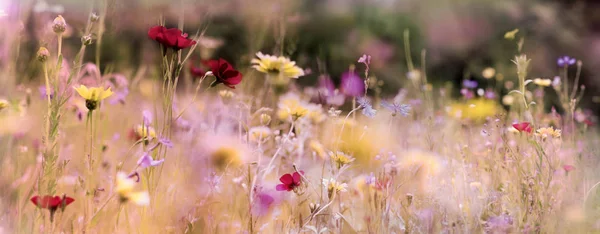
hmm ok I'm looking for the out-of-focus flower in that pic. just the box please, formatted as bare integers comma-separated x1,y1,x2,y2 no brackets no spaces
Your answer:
304,103,326,123
132,124,156,140
52,15,66,34
485,214,513,233
90,12,99,22
0,99,9,111
147,26,196,50
552,76,561,89
533,78,551,87
563,165,575,173
115,172,150,206
73,85,113,111
30,195,74,222
189,62,206,78
37,47,50,62
504,28,519,40
482,67,496,79
407,70,421,81
323,178,347,198
447,99,499,123
502,95,514,105
210,146,243,171
308,140,327,159
329,151,355,169
276,171,304,192
381,100,410,117
249,126,271,142
137,152,164,169
340,70,365,97
536,127,561,139
512,122,532,133
251,52,305,79
205,58,243,89
557,56,576,67
277,93,308,121
462,79,478,89
357,96,376,118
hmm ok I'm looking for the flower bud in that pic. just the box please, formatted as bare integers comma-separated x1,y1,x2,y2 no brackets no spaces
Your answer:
37,47,50,62
90,12,99,22
81,35,93,45
52,15,67,34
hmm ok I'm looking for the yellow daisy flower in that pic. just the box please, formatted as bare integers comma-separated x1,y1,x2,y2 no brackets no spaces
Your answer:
536,127,561,139
116,172,149,206
329,151,355,169
73,85,113,110
323,178,347,199
251,52,305,79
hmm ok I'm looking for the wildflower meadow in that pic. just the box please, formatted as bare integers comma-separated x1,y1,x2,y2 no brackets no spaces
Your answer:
1,0,600,233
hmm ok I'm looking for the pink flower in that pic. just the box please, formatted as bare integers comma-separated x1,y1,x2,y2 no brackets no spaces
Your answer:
276,171,304,192
512,122,532,133
563,165,575,172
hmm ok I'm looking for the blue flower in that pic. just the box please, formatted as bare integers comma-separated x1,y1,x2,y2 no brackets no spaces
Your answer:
381,101,410,117
357,97,377,118
557,56,576,67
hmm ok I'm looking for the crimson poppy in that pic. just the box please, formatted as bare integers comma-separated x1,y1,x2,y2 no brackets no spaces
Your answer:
276,171,304,192
512,122,532,133
205,58,243,89
148,26,196,50
31,195,75,222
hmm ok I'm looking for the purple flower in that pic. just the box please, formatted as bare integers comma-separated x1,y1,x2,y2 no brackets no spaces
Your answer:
137,152,164,169
485,214,513,233
484,89,496,99
460,88,474,99
462,79,478,89
365,172,376,186
253,192,275,216
340,71,365,97
381,101,410,117
158,137,173,148
142,110,153,126
38,86,54,100
315,75,345,106
557,56,576,67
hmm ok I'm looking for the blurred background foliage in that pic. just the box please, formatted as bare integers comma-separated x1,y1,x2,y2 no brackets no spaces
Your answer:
4,0,600,113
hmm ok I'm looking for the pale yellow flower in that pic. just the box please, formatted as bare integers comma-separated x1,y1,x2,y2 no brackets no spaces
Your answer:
329,151,355,169
308,140,327,159
323,178,347,193
135,124,157,140
533,78,552,87
536,127,561,139
249,126,272,142
210,147,242,170
482,67,496,79
0,99,9,111
277,93,308,121
251,52,305,79
116,172,149,206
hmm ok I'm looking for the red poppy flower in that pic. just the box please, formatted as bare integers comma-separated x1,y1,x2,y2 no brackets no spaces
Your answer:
276,171,304,192
30,195,74,210
148,26,196,50
190,65,206,78
205,58,243,89
512,122,532,133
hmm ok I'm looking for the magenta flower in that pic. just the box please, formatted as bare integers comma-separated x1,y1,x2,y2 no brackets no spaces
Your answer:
512,122,532,133
340,71,365,97
276,171,304,192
